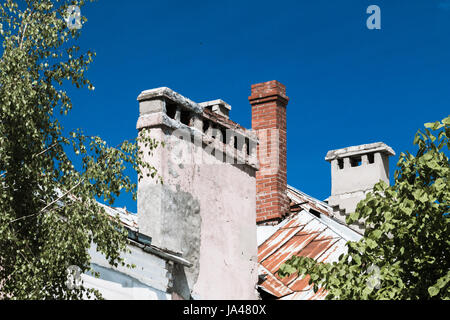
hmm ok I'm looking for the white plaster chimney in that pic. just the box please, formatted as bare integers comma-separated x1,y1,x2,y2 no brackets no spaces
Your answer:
135,87,259,299
325,142,395,233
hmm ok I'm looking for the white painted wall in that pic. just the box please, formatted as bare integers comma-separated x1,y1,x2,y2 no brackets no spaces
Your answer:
82,264,171,300
82,243,172,300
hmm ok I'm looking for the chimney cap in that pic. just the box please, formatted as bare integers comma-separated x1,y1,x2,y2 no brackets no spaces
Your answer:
199,99,231,110
137,87,203,114
325,142,395,162
249,80,289,105
199,99,231,119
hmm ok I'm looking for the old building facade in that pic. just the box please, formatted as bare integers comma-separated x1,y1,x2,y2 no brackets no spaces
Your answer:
86,80,394,300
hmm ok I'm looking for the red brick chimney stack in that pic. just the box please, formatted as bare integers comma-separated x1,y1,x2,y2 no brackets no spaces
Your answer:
249,80,289,224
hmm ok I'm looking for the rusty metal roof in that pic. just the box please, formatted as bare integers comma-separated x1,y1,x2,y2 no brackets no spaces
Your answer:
287,186,333,217
257,185,362,300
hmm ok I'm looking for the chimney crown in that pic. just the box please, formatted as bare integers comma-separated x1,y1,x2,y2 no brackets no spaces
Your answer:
249,80,289,105
325,142,395,162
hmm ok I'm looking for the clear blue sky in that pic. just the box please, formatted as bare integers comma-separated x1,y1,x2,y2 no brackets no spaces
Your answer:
63,0,450,212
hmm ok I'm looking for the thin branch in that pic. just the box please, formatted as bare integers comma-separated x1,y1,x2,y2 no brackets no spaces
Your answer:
8,178,84,225
18,8,35,50
19,22,28,50
1,142,60,179
31,142,59,159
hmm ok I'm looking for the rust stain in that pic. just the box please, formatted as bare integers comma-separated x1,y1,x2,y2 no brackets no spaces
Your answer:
260,270,293,298
278,271,298,285
261,233,318,273
317,239,347,263
258,226,302,262
300,238,338,259
281,214,313,229
289,274,312,292
282,218,304,229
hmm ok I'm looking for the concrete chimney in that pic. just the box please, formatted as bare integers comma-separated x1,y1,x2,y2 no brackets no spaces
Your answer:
325,142,395,233
199,99,231,119
249,81,289,224
136,87,259,299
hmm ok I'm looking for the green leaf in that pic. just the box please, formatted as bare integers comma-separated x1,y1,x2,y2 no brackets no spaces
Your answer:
366,239,377,249
428,286,440,297
442,116,450,125
371,230,382,239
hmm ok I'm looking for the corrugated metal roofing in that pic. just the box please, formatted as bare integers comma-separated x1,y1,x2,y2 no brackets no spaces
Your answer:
287,185,333,217
257,185,362,300
98,203,139,232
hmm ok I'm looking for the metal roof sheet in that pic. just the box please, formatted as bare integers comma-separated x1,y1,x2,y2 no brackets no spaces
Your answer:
287,185,333,217
98,203,139,232
257,185,362,300
280,287,328,300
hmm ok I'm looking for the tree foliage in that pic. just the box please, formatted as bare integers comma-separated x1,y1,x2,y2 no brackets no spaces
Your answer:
0,0,159,299
279,116,450,299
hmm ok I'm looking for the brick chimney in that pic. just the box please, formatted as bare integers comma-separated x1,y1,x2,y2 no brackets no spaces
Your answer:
249,80,289,224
